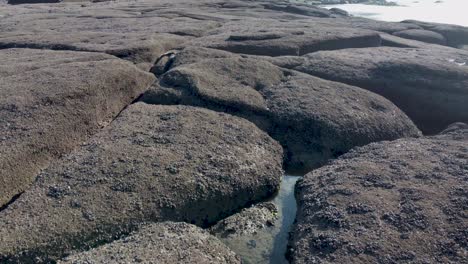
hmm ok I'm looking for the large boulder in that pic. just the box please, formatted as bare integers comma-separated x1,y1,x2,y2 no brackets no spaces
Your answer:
289,124,468,264
0,103,283,262
288,47,468,134
0,48,155,208
393,29,447,45
142,48,421,173
60,222,241,264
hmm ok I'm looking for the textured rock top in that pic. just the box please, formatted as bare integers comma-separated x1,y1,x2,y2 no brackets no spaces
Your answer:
290,124,468,263
0,103,283,262
60,222,241,264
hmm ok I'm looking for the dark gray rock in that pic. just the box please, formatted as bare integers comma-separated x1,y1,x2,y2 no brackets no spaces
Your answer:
324,16,421,34
379,32,430,48
0,48,155,208
0,103,283,262
288,47,468,134
60,222,241,264
186,19,381,56
261,2,343,18
0,1,216,70
393,29,447,45
290,124,468,264
403,20,468,48
142,48,421,173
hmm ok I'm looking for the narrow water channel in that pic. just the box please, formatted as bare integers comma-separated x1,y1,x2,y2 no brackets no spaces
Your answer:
269,175,301,264
215,175,301,264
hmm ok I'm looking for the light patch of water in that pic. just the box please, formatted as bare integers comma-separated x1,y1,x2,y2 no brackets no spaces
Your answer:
215,175,301,264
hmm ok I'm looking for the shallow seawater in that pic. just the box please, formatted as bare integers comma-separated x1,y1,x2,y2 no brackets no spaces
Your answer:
269,176,301,264
217,175,300,264
322,0,468,26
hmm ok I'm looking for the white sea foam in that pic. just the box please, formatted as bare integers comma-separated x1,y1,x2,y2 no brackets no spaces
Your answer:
323,0,468,27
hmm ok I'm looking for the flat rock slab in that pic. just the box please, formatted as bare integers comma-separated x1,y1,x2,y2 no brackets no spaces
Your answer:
142,47,420,173
0,31,185,70
0,48,155,208
187,19,381,56
0,103,282,262
60,222,241,264
290,124,468,264
402,20,468,47
0,1,220,69
319,16,421,34
288,47,468,134
393,29,447,45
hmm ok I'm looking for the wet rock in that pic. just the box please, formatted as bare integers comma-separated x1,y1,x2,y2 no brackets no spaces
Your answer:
211,203,278,238
0,48,155,208
393,29,447,45
60,222,241,264
290,124,468,264
210,203,279,264
288,46,468,134
0,103,283,262
142,49,421,173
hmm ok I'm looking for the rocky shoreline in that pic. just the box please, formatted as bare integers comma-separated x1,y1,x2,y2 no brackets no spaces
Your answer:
0,0,467,263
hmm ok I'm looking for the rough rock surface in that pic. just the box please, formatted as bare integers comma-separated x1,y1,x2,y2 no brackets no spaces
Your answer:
0,48,155,208
393,29,447,45
142,48,421,172
60,222,241,264
287,46,468,134
289,124,468,264
1,0,468,262
0,1,210,70
0,103,283,262
211,203,278,239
